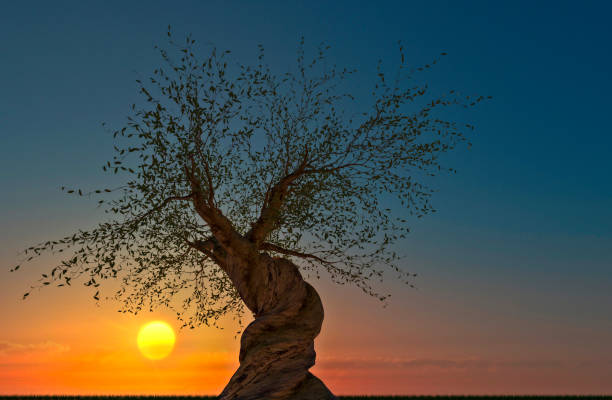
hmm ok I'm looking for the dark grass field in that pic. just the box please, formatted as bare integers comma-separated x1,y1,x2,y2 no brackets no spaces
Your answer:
1,396,611,399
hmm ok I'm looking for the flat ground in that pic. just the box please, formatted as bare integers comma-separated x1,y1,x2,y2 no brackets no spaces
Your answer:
0,396,610,399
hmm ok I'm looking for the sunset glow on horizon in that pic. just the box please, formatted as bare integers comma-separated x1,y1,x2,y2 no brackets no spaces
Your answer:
2,1,612,396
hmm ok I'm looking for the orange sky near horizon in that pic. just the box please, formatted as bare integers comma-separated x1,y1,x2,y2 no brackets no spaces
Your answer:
1,256,612,396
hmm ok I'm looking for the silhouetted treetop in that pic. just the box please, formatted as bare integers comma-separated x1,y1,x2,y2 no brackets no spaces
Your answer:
14,29,489,329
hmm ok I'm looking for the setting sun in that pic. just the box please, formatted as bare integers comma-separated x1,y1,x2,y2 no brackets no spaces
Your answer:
136,321,176,360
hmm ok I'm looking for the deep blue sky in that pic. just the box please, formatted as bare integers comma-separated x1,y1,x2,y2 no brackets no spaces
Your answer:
3,0,610,279
1,1,611,394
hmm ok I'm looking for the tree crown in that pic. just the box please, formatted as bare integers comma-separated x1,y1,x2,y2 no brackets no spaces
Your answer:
13,29,489,329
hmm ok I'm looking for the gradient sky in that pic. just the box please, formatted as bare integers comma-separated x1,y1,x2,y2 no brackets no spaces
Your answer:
1,0,611,396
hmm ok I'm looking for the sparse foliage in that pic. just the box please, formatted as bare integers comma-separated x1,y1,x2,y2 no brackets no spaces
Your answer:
12,28,488,330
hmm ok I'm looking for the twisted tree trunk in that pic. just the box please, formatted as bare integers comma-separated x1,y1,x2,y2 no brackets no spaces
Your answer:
219,252,336,400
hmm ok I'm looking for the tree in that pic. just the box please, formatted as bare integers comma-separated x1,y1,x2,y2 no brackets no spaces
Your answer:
13,29,488,399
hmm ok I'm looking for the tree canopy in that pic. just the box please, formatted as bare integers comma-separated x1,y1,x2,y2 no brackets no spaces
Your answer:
13,29,488,330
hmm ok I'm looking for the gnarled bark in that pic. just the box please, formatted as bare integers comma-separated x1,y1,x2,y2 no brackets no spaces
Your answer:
219,252,336,400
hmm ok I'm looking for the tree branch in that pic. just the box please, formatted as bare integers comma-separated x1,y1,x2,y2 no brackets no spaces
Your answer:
201,156,216,208
184,158,253,257
133,193,194,223
301,162,367,176
184,236,228,267
247,147,310,244
260,242,336,265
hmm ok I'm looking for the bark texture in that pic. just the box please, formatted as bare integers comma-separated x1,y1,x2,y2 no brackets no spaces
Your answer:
219,252,336,400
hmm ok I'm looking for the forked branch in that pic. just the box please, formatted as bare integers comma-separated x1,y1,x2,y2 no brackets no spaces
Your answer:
184,236,228,268
247,148,310,244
